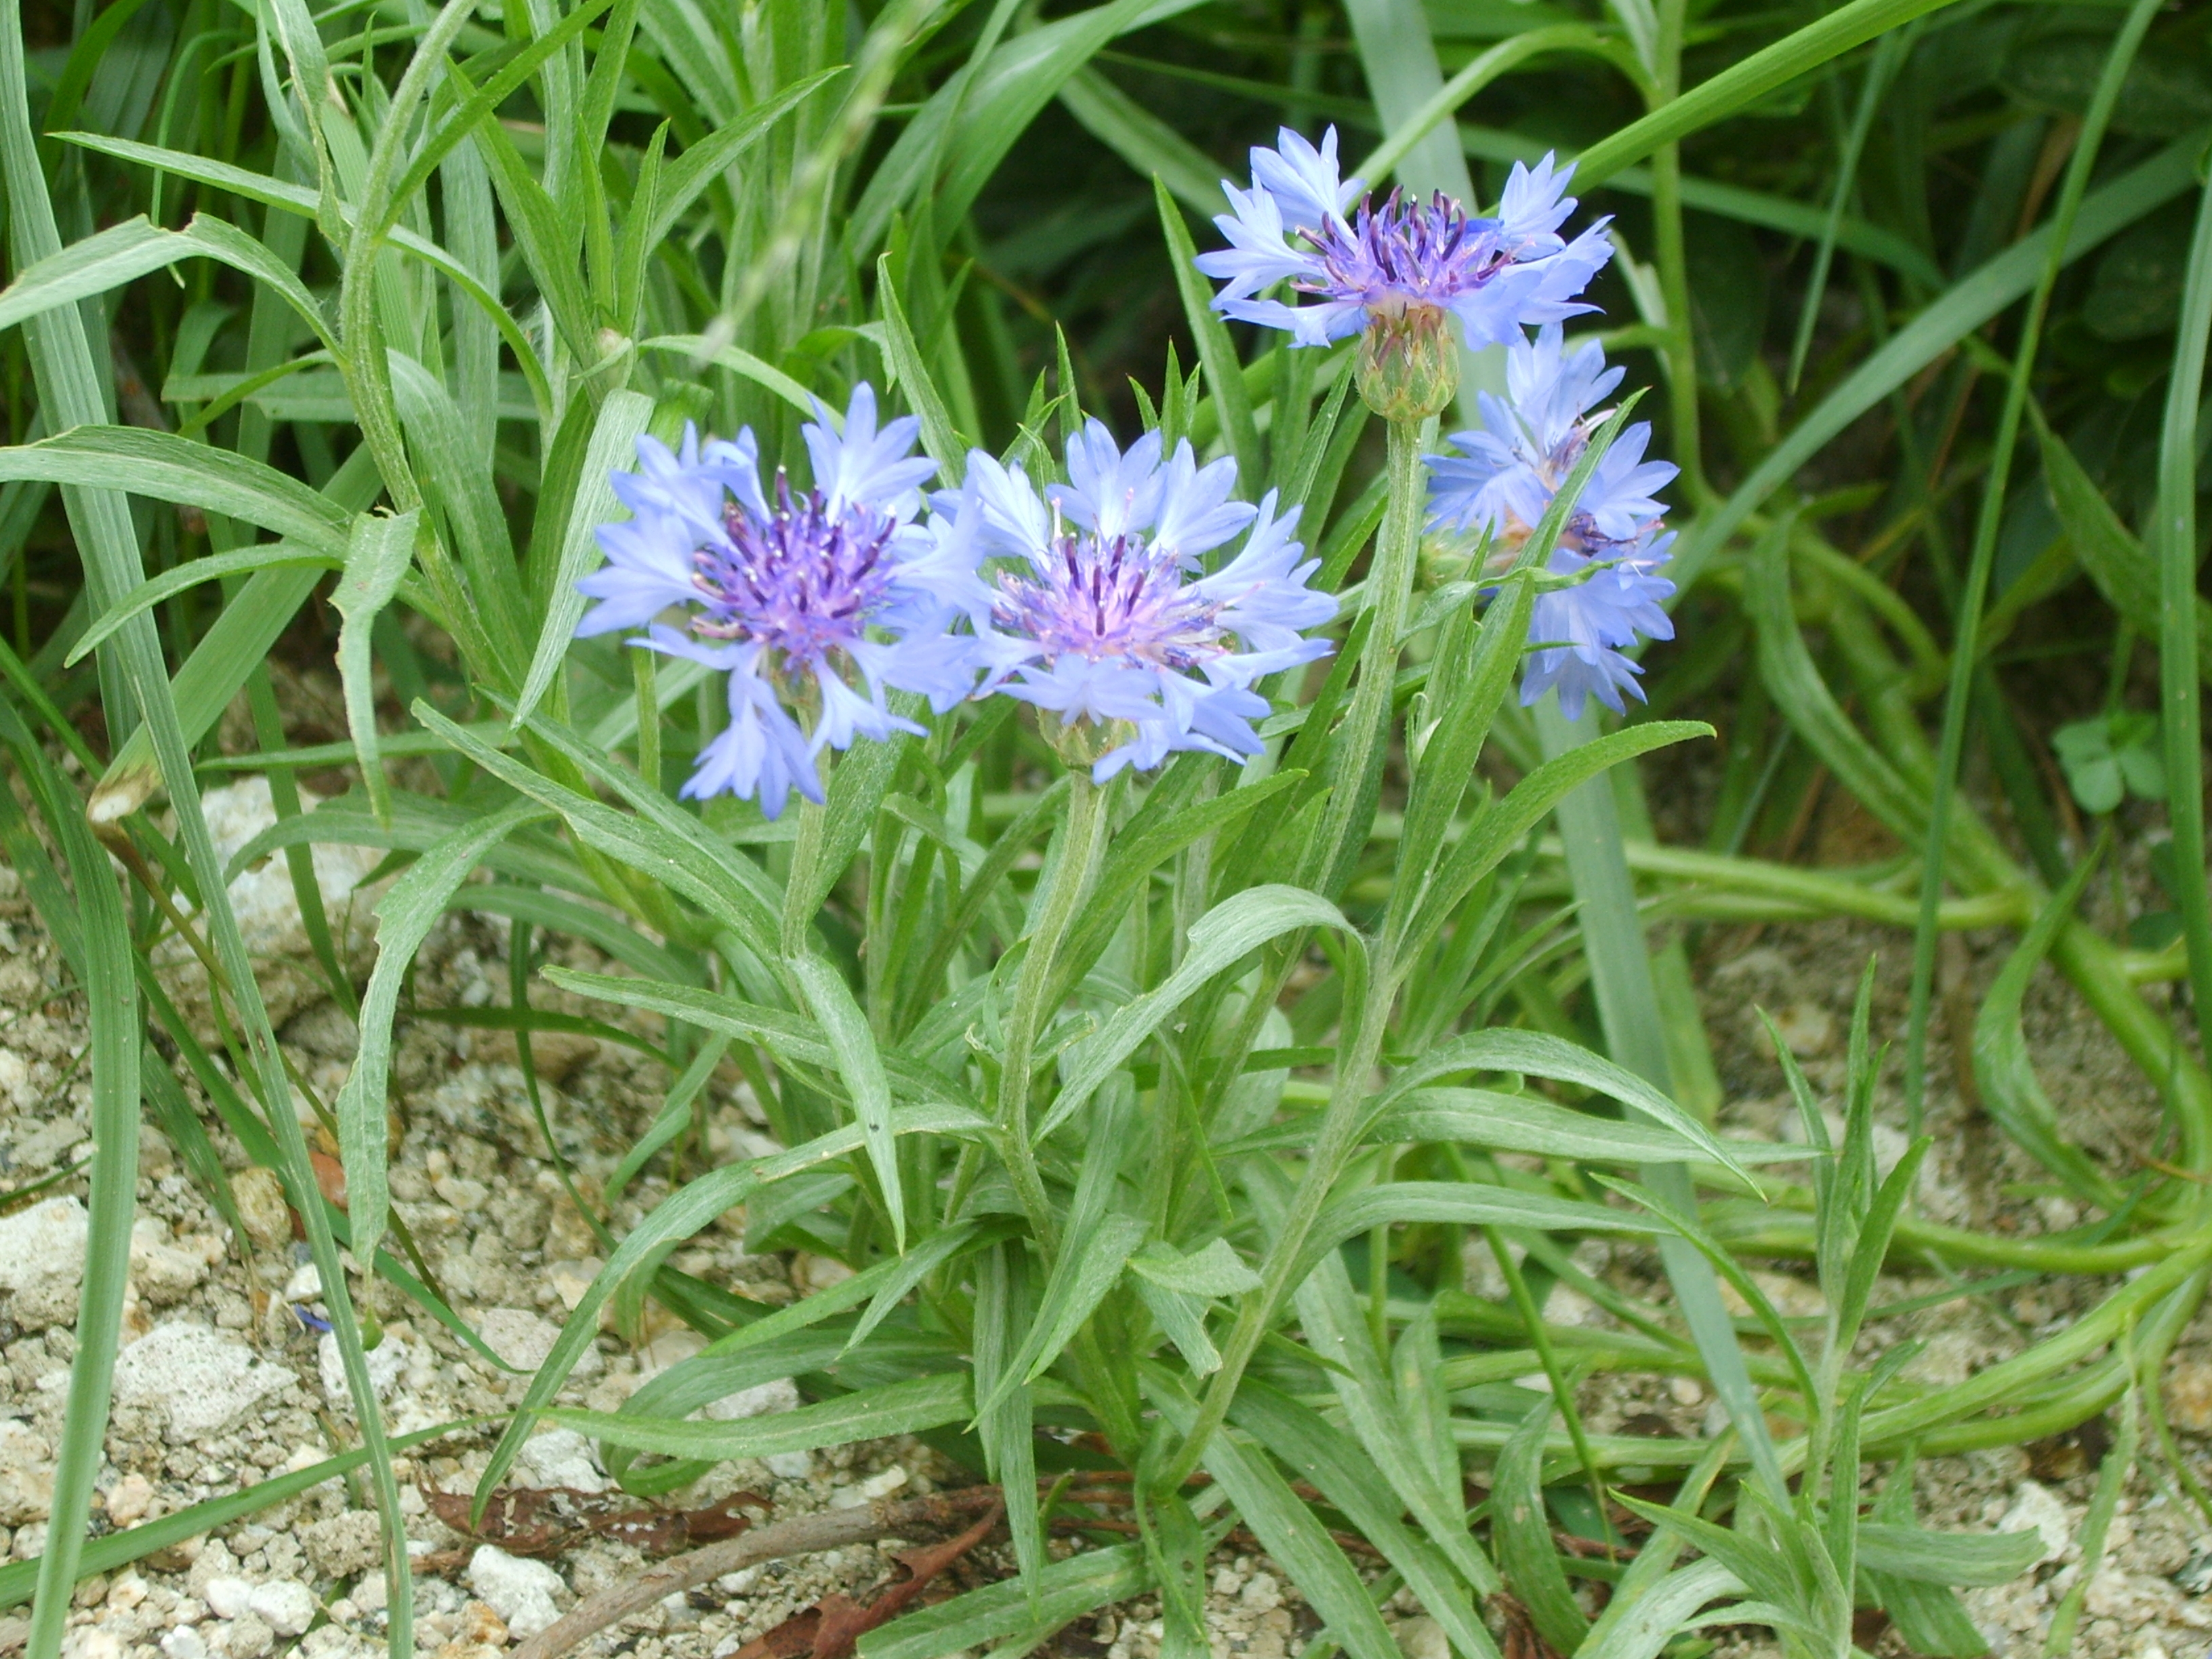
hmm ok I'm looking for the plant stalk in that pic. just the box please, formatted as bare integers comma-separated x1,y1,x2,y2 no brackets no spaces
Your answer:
995,768,1111,1254
1162,414,1429,1484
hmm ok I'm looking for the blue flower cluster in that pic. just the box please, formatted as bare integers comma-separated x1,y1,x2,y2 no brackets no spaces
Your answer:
1196,126,1676,722
576,126,1680,812
579,390,1334,813
1428,327,1679,721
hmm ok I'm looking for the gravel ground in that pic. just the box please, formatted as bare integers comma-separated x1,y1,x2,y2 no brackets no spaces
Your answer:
1,777,2209,1659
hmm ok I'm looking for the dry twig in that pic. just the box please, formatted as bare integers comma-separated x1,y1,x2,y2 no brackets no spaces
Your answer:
508,1486,1006,1659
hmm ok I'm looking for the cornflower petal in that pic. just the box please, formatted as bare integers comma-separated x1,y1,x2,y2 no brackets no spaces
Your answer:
1051,421,1166,539
1248,124,1358,233
1152,441,1255,565
803,384,937,518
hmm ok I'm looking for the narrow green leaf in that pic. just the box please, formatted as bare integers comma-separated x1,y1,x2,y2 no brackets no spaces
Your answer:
1058,66,1223,213
1040,885,1357,1140
1128,1238,1262,1298
877,255,967,476
1494,1403,1588,1656
979,1211,1147,1414
1229,1381,1496,1659
857,1544,1147,1659
340,804,548,1266
1303,1183,1662,1288
1571,0,1969,190
554,1372,972,1459
66,541,335,666
331,512,419,827
1854,1523,2043,1588
512,390,654,734
1148,1370,1402,1659
1408,720,1713,958
792,955,906,1252
1374,1028,1740,1175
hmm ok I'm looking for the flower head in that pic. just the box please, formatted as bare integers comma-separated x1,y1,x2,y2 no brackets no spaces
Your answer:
1195,126,1614,414
949,420,1335,781
1425,327,1677,721
577,384,977,816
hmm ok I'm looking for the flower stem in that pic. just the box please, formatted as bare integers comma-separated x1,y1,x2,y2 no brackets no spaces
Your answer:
996,768,1111,1254
1161,414,1429,1483
1310,413,1431,895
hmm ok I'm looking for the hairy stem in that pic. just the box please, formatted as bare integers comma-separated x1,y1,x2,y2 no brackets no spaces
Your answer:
996,768,1110,1254
1162,415,1428,1484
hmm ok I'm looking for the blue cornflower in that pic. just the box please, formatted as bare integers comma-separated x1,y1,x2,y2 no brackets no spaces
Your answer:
576,384,979,816
1195,127,1613,397
1425,326,1678,722
947,420,1335,781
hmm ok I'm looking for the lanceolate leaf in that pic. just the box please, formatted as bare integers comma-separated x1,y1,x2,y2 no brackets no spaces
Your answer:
331,511,419,827
340,803,549,1265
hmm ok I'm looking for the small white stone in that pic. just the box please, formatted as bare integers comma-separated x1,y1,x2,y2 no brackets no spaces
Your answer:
517,1427,606,1494
319,1330,406,1406
161,1626,209,1659
115,1322,297,1441
703,1378,799,1422
640,1328,705,1375
60,1630,121,1659
468,1544,565,1639
858,1465,907,1499
0,1418,55,1527
476,1308,598,1378
283,1263,323,1303
1393,1617,1448,1659
0,1197,88,1330
247,1580,315,1636
2001,1480,2074,1565
129,1216,209,1303
764,1451,813,1480
202,1578,254,1621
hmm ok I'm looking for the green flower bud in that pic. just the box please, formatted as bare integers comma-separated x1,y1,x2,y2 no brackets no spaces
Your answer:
1355,300,1458,422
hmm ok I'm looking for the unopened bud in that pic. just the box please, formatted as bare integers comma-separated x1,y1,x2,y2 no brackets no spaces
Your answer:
1038,712,1126,773
1355,300,1457,422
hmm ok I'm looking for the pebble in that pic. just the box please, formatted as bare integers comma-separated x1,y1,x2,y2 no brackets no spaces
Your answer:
228,1168,292,1253
305,1511,384,1579
114,1322,297,1441
2001,1479,2074,1565
0,1196,88,1330
246,1580,316,1636
203,1578,254,1621
703,1378,800,1422
129,1216,211,1303
2164,1359,2212,1434
1393,1617,1448,1659
468,1544,565,1639
476,1308,598,1378
106,1471,155,1525
161,1629,209,1659
318,1330,408,1406
0,1418,55,1527
516,1427,607,1493
219,1610,276,1658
